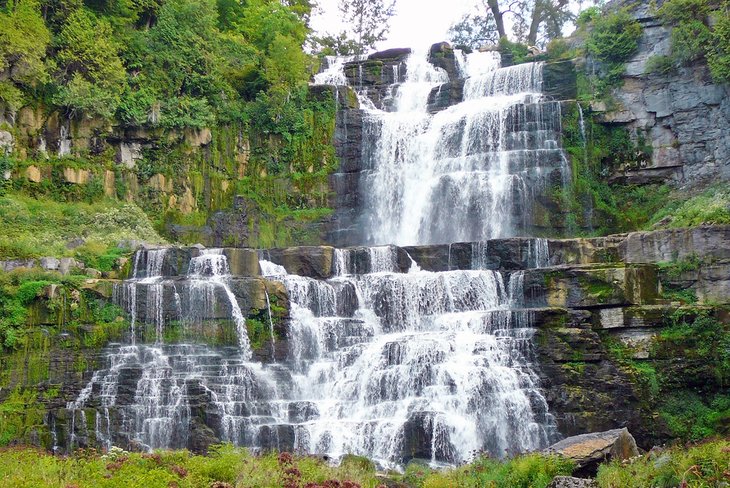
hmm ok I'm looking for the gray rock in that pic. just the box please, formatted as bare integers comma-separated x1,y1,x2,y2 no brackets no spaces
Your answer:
59,257,81,275
40,257,61,271
548,477,598,488
66,238,86,250
546,428,640,474
0,259,37,272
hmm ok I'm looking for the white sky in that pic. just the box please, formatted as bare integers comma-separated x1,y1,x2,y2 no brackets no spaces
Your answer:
310,0,589,52
310,0,482,51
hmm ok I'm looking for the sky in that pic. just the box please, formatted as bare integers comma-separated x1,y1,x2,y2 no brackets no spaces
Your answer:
310,0,482,51
310,0,589,53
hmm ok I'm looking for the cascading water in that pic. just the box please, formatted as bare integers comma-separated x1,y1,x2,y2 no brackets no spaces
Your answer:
64,44,569,467
357,49,569,245
67,249,265,451
258,245,554,466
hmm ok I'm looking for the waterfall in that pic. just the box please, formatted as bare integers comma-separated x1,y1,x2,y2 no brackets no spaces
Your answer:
259,257,554,466
66,45,567,465
314,55,359,86
357,49,569,245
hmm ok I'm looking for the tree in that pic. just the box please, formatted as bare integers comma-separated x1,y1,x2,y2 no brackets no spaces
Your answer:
0,0,51,109
449,13,499,49
338,0,395,55
449,0,582,48
53,8,127,118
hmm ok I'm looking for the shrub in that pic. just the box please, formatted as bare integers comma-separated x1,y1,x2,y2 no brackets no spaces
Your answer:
645,55,674,75
586,9,643,64
708,11,730,83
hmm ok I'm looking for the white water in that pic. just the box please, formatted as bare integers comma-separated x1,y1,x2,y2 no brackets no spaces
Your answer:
355,49,568,245
314,56,360,86
66,47,565,464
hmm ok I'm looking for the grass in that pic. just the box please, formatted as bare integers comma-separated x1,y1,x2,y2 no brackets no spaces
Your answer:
0,441,727,488
649,184,730,229
414,453,574,488
596,439,730,488
0,446,382,488
0,192,165,260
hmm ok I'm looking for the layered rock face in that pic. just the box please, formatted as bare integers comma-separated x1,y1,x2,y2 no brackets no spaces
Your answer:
598,1,730,185
7,225,716,461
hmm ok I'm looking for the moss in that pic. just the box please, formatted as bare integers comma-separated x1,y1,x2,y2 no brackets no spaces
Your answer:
0,388,47,447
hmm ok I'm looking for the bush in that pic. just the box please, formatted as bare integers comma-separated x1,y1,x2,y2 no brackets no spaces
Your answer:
708,12,730,83
586,9,643,64
645,55,674,75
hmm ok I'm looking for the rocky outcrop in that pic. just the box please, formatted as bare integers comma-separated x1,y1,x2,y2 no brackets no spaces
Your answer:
546,428,639,476
527,264,659,309
264,246,335,279
597,2,730,186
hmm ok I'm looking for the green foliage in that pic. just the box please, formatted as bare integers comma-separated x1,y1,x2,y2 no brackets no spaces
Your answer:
0,389,46,446
645,55,675,75
649,184,730,229
586,9,643,64
0,445,383,487
416,453,574,488
576,6,601,27
657,0,730,84
0,192,164,260
596,439,730,487
660,392,730,441
499,38,531,65
708,11,730,83
338,0,396,55
558,104,667,235
245,316,271,351
0,0,50,109
52,8,127,118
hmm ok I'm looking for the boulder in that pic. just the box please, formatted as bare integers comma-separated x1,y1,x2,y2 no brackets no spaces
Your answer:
25,165,42,182
40,257,61,271
0,259,37,272
368,48,412,60
84,268,102,279
547,477,598,488
546,428,640,475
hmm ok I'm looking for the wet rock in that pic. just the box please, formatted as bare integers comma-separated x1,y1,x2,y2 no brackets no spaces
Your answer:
428,42,459,81
546,428,639,476
368,47,412,60
543,60,577,100
222,248,260,276
266,246,335,279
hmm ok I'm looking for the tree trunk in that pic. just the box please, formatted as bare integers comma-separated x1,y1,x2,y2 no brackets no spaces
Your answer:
486,0,507,39
527,1,543,45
